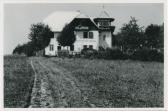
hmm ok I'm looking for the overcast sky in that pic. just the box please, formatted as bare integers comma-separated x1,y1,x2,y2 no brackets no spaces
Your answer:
4,3,163,55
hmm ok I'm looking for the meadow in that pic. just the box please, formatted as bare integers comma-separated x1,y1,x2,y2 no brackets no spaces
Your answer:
50,58,164,107
4,55,164,107
4,55,34,108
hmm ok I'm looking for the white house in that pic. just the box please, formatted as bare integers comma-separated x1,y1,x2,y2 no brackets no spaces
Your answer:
43,10,115,56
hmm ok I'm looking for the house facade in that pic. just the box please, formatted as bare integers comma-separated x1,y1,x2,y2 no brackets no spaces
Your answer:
44,11,115,56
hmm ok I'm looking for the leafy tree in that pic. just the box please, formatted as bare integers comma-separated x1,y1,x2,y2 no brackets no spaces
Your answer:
116,17,145,52
28,23,53,51
13,42,35,56
23,42,35,56
145,24,163,49
57,24,76,47
13,44,22,54
159,23,164,48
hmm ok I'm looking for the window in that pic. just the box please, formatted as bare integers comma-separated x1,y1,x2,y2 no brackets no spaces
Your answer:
57,46,61,51
103,35,106,41
49,44,54,51
70,45,74,51
83,32,88,38
89,45,93,49
83,45,87,49
89,32,93,39
99,21,110,26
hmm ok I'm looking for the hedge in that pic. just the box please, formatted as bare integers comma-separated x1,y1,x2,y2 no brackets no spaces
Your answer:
130,48,163,62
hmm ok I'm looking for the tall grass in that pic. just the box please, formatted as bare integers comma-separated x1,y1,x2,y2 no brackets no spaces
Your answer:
50,58,163,107
4,55,34,108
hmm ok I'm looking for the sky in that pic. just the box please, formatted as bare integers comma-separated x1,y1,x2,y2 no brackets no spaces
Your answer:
4,3,163,55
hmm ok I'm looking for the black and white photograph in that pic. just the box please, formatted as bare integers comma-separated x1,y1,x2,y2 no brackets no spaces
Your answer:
1,0,167,110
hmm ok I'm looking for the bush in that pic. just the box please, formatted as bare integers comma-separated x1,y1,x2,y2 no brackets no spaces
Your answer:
98,46,105,51
81,48,98,59
81,48,128,60
97,48,128,60
130,48,163,62
57,50,69,57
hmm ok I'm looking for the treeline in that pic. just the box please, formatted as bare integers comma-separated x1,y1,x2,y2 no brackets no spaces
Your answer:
13,42,35,56
113,17,163,52
13,23,53,56
78,17,164,62
80,47,163,62
13,17,164,62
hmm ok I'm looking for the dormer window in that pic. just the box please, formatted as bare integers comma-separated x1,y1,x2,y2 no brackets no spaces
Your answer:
99,21,110,26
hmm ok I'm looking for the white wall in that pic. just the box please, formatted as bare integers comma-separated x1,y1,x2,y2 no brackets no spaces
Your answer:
45,30,100,56
45,32,60,56
74,31,99,52
99,31,112,49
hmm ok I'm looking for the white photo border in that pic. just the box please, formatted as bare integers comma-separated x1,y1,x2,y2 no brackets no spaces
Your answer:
0,0,167,111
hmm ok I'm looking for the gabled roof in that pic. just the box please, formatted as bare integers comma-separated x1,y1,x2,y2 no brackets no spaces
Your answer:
43,11,114,32
94,10,114,22
43,11,80,32
76,13,90,18
99,10,110,18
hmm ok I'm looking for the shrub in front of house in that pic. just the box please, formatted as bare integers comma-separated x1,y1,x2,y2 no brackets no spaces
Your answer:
98,46,105,51
103,48,128,60
130,48,163,62
81,48,98,59
57,50,69,57
96,48,128,60
81,47,128,60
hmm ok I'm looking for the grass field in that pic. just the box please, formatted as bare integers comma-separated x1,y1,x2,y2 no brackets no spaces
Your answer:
4,55,34,108
49,58,164,107
4,56,163,107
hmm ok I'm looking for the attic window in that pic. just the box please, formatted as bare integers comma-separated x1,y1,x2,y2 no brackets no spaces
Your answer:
99,21,110,26
83,32,88,38
89,32,93,39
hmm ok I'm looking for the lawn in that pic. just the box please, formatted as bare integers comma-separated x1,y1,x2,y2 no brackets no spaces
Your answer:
49,57,164,107
4,55,34,108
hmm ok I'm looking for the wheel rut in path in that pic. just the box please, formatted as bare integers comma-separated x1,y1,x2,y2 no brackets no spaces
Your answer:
29,57,96,107
29,60,54,108
40,58,96,107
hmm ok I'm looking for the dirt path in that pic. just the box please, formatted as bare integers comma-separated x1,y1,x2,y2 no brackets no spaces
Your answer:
29,60,54,108
29,57,95,107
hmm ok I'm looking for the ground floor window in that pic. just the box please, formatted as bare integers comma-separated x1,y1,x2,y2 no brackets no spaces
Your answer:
103,35,106,41
70,45,74,51
57,46,61,50
89,45,93,49
49,44,54,51
83,45,87,49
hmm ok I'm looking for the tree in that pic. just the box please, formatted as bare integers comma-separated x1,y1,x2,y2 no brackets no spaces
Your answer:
13,44,22,54
28,23,53,51
145,24,163,49
115,17,145,52
57,23,76,47
159,23,164,48
13,42,35,56
23,42,35,56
